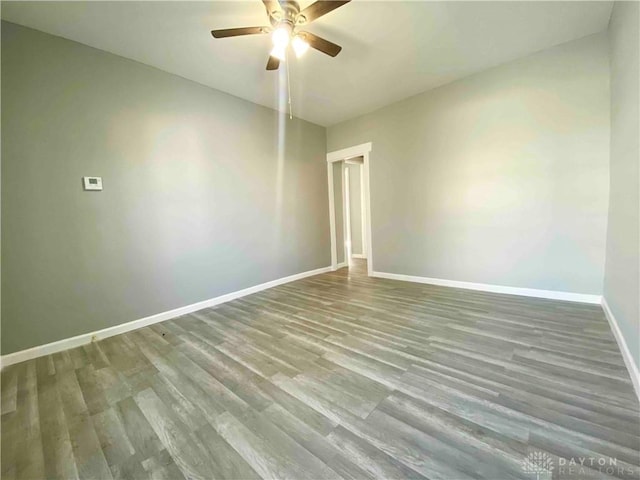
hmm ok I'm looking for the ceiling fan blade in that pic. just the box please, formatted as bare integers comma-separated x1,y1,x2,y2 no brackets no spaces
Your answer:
261,0,281,16
266,55,280,71
211,26,269,38
297,0,350,23
300,31,342,57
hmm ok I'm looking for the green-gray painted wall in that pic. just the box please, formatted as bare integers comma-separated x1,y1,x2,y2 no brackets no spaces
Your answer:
1,22,330,354
328,34,610,296
604,1,640,371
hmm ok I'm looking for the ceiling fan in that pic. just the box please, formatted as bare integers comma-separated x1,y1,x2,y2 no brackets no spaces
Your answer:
211,0,350,71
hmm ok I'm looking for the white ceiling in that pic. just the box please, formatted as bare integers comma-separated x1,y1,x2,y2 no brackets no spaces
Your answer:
1,1,613,126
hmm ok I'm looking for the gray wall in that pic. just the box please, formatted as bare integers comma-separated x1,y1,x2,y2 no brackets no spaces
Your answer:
604,2,640,370
1,22,329,354
328,33,610,295
347,163,363,256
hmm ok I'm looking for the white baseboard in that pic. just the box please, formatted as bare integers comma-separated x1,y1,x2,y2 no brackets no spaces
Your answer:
351,254,367,259
371,271,602,304
0,266,332,369
601,298,640,401
332,262,348,271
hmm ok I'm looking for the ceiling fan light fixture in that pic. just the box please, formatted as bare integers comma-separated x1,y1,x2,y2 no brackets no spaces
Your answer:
292,35,310,58
272,25,291,49
270,44,287,61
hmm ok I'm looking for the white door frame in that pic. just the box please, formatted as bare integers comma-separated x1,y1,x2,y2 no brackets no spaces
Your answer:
327,142,373,276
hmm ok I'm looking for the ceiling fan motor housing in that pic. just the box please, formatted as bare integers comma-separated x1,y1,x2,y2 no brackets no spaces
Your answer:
268,1,303,30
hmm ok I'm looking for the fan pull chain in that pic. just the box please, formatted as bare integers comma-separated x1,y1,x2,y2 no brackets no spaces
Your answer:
286,49,293,120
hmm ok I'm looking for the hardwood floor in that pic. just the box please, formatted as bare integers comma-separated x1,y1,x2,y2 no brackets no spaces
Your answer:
2,259,639,480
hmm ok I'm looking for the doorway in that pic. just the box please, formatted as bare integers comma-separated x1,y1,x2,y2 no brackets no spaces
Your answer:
326,143,373,276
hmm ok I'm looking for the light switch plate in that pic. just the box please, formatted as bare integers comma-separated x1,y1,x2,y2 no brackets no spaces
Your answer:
83,176,103,191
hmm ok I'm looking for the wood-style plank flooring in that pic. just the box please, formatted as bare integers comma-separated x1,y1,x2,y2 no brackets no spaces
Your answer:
2,260,639,480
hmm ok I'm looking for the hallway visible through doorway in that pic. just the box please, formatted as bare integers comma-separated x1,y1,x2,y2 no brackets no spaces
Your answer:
344,159,366,268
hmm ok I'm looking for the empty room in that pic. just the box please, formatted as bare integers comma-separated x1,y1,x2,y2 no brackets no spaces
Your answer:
1,1,639,479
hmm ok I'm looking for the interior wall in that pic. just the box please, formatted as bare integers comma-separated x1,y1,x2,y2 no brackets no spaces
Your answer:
1,22,330,355
327,33,610,295
603,1,640,370
347,163,363,256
